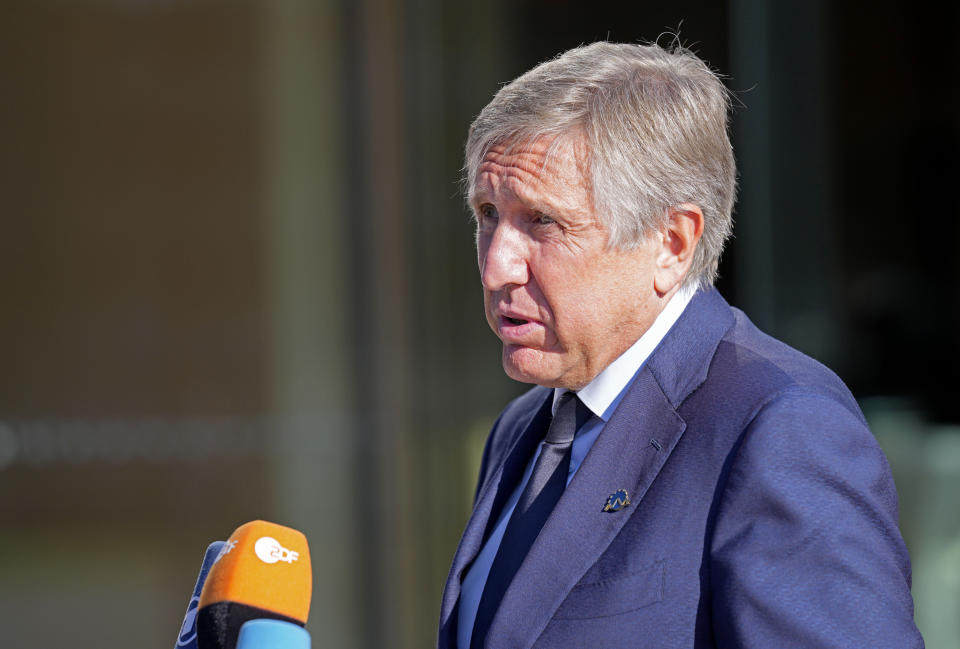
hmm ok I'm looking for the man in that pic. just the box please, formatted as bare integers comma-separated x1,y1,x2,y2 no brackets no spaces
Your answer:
438,42,923,648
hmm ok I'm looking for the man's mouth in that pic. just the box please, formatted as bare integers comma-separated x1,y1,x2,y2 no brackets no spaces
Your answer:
497,314,543,342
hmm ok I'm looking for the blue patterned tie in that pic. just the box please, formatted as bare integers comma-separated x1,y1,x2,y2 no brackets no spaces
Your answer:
470,391,590,648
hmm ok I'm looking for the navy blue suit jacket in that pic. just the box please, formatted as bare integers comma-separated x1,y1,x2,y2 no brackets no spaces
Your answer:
439,288,922,648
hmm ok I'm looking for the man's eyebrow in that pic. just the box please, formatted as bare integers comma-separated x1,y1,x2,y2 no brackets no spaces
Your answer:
526,197,561,216
469,188,489,207
518,191,568,219
470,172,572,219
472,184,561,214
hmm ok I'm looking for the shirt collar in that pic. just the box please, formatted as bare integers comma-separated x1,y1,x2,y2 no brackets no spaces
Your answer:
552,283,697,421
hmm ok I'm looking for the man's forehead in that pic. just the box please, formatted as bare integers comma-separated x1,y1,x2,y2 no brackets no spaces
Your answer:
470,136,591,207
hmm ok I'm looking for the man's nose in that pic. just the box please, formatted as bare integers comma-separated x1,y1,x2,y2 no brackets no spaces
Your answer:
479,223,529,291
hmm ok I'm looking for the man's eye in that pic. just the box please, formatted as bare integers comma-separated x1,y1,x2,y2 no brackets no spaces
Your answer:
534,212,557,226
478,205,498,223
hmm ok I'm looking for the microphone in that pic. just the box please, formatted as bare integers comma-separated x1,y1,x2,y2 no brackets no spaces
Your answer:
176,541,227,649
236,619,311,649
197,520,312,649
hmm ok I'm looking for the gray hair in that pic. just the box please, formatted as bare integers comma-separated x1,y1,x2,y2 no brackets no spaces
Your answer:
464,41,737,288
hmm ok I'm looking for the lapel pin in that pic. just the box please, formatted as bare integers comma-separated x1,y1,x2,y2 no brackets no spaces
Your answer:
602,489,630,512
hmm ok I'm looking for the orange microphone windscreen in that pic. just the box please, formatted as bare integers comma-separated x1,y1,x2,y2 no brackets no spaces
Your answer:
197,520,311,648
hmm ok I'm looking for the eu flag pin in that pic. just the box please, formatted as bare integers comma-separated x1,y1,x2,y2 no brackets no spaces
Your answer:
603,489,630,512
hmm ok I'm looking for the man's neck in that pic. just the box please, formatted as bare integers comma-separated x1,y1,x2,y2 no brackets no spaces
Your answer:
554,283,697,420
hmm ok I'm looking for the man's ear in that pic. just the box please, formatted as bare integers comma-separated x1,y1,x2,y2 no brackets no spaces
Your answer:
653,203,704,296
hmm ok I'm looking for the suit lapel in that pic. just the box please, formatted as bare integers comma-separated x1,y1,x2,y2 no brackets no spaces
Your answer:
438,391,553,648
483,367,686,648
482,396,553,542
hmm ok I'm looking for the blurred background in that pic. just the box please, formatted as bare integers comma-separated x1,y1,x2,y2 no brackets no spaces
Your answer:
1,0,957,647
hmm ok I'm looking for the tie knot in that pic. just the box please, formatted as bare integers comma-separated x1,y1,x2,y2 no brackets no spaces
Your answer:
546,392,590,445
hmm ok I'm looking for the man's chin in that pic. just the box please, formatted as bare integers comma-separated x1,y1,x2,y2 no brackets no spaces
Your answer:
502,345,561,388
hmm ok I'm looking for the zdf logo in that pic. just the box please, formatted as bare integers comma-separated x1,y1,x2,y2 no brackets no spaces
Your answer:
254,536,300,564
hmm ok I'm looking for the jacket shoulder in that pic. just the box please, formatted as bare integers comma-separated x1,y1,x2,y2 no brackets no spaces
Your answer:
710,307,865,424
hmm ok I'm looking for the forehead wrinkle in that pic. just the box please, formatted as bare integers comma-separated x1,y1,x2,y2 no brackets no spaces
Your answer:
474,145,591,218
475,149,547,200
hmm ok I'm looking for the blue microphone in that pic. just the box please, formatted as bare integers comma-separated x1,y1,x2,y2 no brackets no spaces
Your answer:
236,619,311,649
176,541,227,649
